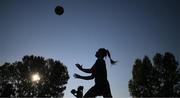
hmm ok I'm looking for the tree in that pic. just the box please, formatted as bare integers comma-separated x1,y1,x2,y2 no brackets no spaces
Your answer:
129,52,180,97
0,55,69,97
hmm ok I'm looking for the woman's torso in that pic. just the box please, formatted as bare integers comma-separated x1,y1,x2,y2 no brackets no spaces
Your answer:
92,59,108,86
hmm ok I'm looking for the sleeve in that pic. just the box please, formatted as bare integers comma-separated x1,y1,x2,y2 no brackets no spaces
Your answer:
91,65,96,74
90,60,100,74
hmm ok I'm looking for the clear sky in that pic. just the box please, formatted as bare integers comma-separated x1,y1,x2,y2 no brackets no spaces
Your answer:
0,0,179,97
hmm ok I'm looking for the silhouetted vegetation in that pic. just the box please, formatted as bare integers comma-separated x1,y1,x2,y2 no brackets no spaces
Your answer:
129,52,180,97
0,55,69,97
71,86,84,98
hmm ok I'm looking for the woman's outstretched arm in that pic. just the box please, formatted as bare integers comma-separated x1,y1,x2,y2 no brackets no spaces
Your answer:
75,64,93,73
73,73,95,80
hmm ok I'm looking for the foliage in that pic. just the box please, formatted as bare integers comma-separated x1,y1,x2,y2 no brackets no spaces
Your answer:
129,52,180,97
0,55,69,97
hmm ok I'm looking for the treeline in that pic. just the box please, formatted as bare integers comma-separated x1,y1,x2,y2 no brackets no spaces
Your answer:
129,52,180,97
0,55,69,97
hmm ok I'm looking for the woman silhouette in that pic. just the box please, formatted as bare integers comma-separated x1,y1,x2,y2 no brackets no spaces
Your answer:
74,48,116,98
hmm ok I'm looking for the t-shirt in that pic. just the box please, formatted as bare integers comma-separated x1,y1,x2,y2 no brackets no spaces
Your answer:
91,59,108,86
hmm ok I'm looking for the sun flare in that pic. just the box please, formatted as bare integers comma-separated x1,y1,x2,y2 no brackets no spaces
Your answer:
32,73,40,82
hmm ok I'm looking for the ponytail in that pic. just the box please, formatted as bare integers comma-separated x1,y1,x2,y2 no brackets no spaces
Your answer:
106,49,117,65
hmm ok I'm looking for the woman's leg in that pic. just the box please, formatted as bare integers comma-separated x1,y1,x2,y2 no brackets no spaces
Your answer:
102,82,112,98
84,86,98,98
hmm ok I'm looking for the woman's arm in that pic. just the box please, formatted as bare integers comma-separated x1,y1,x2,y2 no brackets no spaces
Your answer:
73,73,95,80
75,64,92,73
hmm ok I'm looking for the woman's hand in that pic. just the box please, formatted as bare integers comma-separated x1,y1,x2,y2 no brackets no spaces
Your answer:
75,63,83,70
73,73,81,79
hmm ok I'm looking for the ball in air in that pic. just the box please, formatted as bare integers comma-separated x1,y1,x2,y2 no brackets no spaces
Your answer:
55,5,64,15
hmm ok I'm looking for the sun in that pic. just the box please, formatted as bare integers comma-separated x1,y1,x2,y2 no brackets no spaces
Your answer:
32,73,40,82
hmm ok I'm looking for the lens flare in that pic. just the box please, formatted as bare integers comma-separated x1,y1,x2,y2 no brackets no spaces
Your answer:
32,73,40,82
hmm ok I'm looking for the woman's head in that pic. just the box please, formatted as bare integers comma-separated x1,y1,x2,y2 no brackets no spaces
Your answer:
95,48,117,65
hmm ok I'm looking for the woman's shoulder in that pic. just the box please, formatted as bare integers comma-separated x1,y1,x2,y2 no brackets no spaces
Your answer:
96,59,105,64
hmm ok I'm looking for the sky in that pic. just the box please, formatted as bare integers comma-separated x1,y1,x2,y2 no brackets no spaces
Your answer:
0,0,179,97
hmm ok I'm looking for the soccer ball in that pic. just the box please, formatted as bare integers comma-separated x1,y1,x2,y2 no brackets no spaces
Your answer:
55,5,64,15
